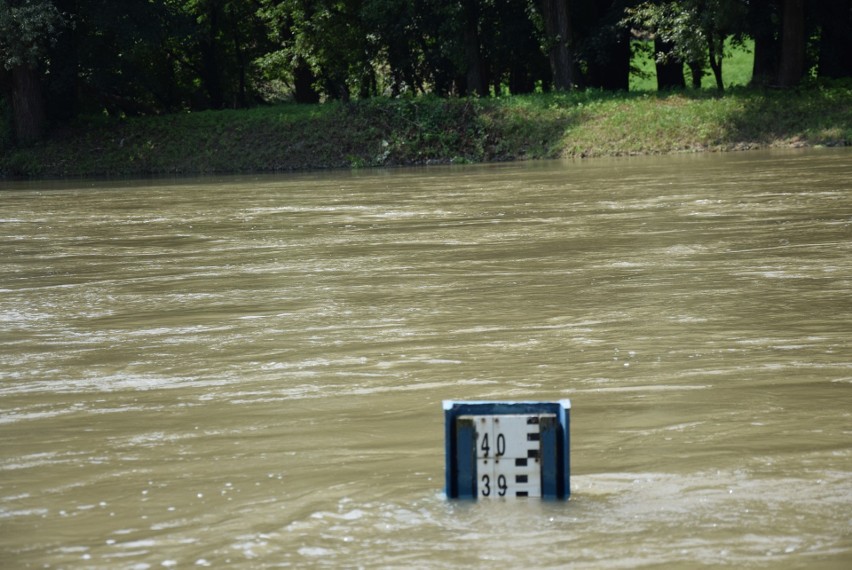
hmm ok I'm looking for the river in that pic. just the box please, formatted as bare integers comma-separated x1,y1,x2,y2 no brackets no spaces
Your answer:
1,149,850,568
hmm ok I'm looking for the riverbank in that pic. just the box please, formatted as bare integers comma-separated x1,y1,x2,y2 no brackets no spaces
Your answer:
2,84,850,178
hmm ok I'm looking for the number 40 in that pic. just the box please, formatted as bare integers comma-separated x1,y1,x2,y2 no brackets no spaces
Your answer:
480,432,506,458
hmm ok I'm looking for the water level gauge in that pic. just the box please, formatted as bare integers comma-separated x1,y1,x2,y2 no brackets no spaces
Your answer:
444,400,571,500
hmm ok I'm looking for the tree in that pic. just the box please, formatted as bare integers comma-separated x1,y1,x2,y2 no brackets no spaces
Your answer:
747,0,780,86
624,0,747,91
360,0,421,96
181,0,272,108
260,0,376,101
539,0,575,90
573,0,632,91
66,0,190,114
623,2,702,87
776,0,804,86
0,0,66,144
815,0,852,79
460,0,486,96
654,37,686,89
487,0,550,94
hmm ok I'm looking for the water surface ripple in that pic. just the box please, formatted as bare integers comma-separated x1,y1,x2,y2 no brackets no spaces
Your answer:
1,149,851,568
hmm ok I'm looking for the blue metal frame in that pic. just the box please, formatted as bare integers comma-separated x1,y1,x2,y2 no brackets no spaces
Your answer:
444,400,571,500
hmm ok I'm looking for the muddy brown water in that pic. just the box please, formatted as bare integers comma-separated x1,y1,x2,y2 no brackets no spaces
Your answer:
1,149,850,568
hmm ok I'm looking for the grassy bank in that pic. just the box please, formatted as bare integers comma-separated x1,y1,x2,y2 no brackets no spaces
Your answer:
2,83,851,178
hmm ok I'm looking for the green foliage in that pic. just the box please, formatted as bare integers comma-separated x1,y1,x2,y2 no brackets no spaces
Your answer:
625,1,705,66
0,0,67,70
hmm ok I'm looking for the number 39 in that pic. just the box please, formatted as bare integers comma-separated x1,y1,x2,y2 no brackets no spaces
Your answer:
481,474,508,497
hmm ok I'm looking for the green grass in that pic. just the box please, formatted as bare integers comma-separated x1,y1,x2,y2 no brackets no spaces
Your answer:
2,80,850,178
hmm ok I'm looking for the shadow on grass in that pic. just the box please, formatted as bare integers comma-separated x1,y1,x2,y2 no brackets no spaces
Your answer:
718,84,852,147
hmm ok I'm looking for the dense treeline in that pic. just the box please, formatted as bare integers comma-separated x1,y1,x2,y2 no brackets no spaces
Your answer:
1,0,850,147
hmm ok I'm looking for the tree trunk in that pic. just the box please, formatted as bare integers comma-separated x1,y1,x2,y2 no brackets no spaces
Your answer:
751,30,778,86
292,58,320,104
748,0,780,86
540,0,574,91
816,0,852,79
654,37,685,90
586,27,630,91
47,0,79,121
8,65,48,145
777,0,805,87
707,33,724,91
509,62,536,94
688,61,703,88
199,1,224,108
228,6,248,108
462,1,486,96
579,0,629,91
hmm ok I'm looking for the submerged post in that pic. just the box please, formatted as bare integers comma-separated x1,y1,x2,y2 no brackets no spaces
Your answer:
444,400,571,500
